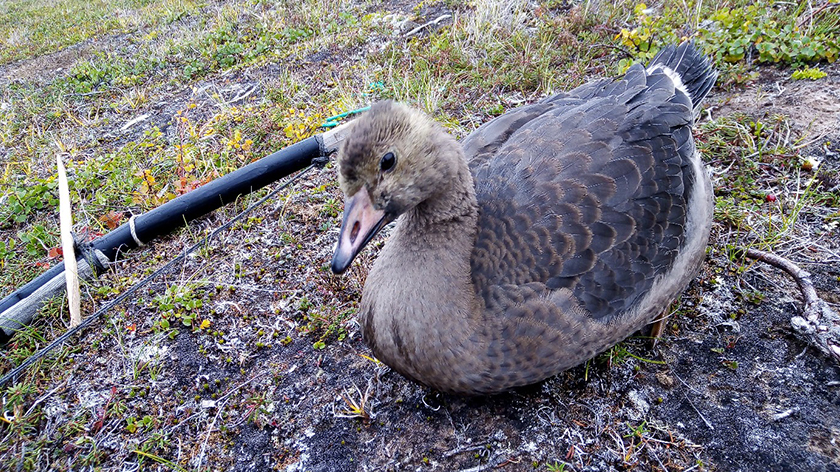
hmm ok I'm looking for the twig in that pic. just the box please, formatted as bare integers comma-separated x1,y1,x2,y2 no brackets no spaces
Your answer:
214,84,258,107
456,454,507,472
741,247,840,363
683,392,714,430
333,380,376,420
23,383,64,418
671,372,714,429
404,14,451,37
797,1,838,29
445,443,490,458
16,443,24,472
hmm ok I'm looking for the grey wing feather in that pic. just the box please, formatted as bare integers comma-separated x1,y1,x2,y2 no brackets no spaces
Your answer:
466,63,699,323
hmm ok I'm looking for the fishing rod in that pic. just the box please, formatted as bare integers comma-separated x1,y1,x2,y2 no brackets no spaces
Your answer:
0,123,351,342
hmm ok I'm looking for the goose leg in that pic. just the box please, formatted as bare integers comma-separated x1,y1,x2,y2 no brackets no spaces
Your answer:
647,311,668,349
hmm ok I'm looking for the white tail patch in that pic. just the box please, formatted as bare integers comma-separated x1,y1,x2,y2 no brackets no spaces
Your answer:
647,64,691,106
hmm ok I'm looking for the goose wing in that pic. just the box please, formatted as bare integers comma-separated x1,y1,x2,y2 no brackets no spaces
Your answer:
466,63,700,322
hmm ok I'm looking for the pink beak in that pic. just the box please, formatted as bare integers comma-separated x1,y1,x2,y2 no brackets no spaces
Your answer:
331,187,389,274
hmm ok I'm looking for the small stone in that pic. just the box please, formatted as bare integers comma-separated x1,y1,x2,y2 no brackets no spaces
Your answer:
771,408,796,421
627,389,650,420
656,372,675,388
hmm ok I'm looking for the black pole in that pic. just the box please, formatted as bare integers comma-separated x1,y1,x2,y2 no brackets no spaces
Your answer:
94,135,321,260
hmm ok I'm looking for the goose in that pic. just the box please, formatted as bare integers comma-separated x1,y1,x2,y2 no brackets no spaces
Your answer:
330,42,717,395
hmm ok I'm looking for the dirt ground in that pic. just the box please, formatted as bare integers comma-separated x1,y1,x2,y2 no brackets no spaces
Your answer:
2,3,840,472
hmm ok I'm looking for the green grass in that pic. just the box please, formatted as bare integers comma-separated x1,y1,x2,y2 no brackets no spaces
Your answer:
696,112,837,251
0,0,200,65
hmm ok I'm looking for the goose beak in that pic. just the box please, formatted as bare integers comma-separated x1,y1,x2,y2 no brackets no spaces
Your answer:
331,187,389,274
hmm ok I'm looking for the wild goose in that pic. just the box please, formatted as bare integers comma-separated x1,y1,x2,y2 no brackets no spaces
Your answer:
331,42,717,395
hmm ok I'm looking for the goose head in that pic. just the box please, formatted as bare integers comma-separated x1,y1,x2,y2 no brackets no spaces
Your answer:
331,101,463,274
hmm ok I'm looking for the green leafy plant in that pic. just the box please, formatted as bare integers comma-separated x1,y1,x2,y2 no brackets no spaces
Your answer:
153,283,205,328
700,5,839,67
616,2,839,73
1,177,58,226
17,224,58,257
546,461,566,472
297,298,354,349
792,67,828,80
615,3,681,70
125,415,156,434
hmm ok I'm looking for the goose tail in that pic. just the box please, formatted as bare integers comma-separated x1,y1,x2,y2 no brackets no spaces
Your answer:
647,42,717,113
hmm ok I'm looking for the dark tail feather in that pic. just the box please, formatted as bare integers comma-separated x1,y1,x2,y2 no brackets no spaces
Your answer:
648,42,717,111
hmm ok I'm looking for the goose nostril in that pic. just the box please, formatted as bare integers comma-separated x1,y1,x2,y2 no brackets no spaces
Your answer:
350,221,360,243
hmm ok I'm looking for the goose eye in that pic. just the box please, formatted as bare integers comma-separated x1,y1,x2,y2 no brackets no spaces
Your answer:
380,152,396,172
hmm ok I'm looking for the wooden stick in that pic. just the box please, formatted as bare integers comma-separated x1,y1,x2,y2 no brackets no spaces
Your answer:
743,247,840,363
57,155,81,328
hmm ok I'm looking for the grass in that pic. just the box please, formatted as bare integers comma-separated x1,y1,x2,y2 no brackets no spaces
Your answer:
0,0,838,469
0,0,200,65
698,112,839,256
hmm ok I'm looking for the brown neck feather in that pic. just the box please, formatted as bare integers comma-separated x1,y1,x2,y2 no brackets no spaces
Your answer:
403,136,478,232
